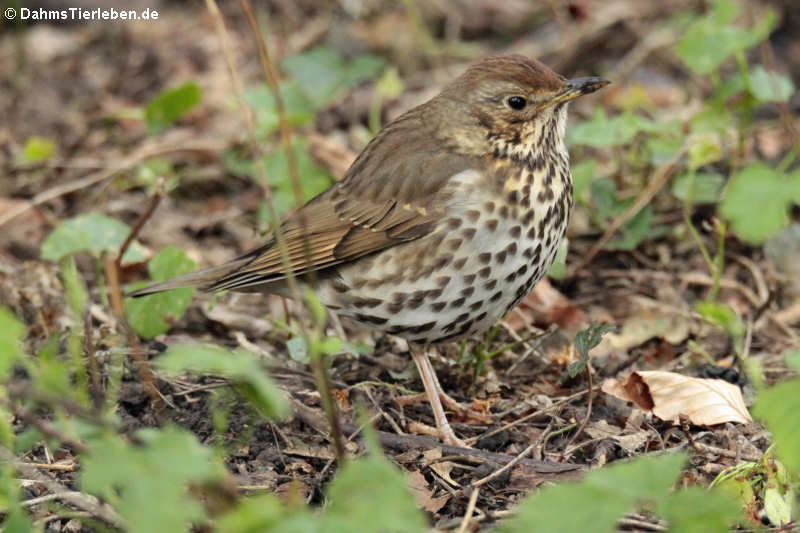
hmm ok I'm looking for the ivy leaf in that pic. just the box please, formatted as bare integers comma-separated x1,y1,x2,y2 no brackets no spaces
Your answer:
282,47,384,109
0,307,25,381
753,379,800,476
719,163,796,244
156,343,288,419
695,300,745,341
672,172,724,204
496,453,686,533
145,82,202,135
322,429,426,533
675,0,775,75
40,212,148,264
80,427,226,533
747,66,796,103
125,247,195,339
22,136,56,163
567,323,616,378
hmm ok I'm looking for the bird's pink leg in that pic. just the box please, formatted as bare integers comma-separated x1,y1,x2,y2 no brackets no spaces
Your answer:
409,344,466,447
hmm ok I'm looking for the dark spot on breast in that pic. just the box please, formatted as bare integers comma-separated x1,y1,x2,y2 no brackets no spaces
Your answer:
436,276,451,288
484,201,495,213
475,311,488,322
461,286,475,298
527,226,537,239
355,313,388,325
522,210,535,226
463,274,476,284
495,251,507,264
434,255,453,271
462,228,477,239
507,190,519,204
479,252,491,264
486,219,498,232
448,217,462,229
506,242,517,255
450,297,466,308
407,290,426,309
484,279,498,290
409,321,437,334
353,297,383,309
469,301,482,311
466,210,481,222
448,238,463,251
453,257,467,270
523,247,534,259
490,291,503,302
517,264,528,275
509,225,521,238
478,266,491,279
428,288,443,300
499,205,509,218
505,272,517,283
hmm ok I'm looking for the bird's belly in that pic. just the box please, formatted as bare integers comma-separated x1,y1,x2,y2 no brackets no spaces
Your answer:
319,199,567,344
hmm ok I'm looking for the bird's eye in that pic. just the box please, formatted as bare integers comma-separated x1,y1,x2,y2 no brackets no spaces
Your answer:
507,96,527,110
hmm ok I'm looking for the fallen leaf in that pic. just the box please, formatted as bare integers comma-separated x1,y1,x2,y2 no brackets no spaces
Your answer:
406,471,449,514
506,278,588,332
602,371,752,425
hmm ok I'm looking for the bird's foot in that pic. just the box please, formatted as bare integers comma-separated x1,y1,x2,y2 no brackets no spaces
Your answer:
396,392,493,424
407,420,468,448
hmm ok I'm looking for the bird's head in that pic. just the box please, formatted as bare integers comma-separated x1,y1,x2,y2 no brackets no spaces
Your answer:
436,55,609,155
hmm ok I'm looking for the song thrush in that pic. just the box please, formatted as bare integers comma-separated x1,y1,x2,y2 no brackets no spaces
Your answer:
131,55,609,446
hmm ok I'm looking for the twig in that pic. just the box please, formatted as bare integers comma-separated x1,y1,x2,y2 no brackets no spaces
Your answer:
0,138,223,228
289,399,582,474
237,0,345,464
107,183,167,410
456,487,480,533
560,362,595,457
472,442,536,488
571,148,685,274
0,447,124,528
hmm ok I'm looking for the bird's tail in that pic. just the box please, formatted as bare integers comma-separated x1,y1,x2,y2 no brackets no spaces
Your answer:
126,257,253,298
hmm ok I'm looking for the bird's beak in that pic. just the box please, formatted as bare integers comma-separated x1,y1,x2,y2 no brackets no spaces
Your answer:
548,77,610,106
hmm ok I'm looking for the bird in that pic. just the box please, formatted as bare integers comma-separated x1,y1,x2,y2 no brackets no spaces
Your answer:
130,55,609,446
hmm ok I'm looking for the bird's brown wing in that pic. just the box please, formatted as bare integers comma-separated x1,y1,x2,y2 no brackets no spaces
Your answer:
205,107,475,292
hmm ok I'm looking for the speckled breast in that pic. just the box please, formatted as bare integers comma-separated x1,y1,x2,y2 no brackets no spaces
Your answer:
319,154,573,345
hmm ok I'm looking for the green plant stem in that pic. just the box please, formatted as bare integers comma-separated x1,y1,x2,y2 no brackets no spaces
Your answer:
681,166,719,300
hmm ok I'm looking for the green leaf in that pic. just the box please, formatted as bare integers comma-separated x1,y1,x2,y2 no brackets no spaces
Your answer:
282,47,384,109
747,66,796,103
286,336,309,363
569,110,651,148
322,445,426,533
262,139,333,217
216,493,318,533
22,136,56,163
80,427,225,533
763,486,791,526
40,212,148,263
497,453,686,533
547,239,568,280
156,344,288,419
719,163,795,244
244,81,314,138
571,160,596,204
0,307,25,381
659,487,741,533
694,300,745,340
60,256,88,317
145,82,202,135
785,350,800,373
688,133,722,170
675,0,775,75
672,172,724,204
125,247,195,338
574,323,616,360
752,379,800,475
607,206,655,251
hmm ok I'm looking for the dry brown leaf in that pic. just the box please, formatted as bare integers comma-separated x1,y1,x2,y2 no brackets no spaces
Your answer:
602,371,752,426
406,471,450,514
